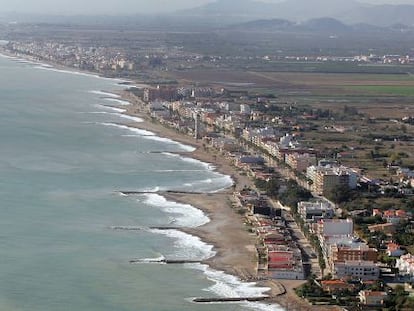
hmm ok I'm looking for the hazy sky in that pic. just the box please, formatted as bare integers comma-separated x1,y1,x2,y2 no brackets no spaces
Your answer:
0,0,413,15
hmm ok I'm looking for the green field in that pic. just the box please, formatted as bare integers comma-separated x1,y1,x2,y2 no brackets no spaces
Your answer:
347,85,414,96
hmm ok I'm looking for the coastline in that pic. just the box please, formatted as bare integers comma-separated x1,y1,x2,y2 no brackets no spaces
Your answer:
1,52,339,310
119,93,341,311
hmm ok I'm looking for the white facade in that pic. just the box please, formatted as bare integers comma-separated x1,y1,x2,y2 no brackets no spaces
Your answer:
318,219,354,237
306,165,359,194
269,269,305,280
240,104,251,115
334,260,380,280
396,254,414,281
297,201,334,222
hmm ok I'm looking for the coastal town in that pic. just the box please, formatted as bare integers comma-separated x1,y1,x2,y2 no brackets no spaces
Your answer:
2,28,414,311
4,40,414,78
123,83,414,310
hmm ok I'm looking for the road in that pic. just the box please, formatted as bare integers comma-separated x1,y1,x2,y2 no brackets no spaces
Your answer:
271,200,322,278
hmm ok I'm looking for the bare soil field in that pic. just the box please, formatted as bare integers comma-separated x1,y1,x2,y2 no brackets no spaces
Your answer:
170,69,297,88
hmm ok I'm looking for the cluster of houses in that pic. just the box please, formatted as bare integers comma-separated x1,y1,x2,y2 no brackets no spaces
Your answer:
318,219,379,281
269,53,414,65
131,85,414,307
233,188,305,280
297,201,380,281
135,88,371,196
6,41,136,72
397,254,414,282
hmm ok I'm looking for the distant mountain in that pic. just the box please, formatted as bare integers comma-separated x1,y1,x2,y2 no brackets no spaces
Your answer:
225,17,414,35
336,4,414,27
273,0,362,21
299,18,351,32
178,0,277,18
175,0,414,27
227,18,294,31
177,0,361,20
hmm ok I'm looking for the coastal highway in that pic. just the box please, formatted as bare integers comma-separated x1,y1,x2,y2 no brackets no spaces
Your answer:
282,208,322,279
271,200,322,279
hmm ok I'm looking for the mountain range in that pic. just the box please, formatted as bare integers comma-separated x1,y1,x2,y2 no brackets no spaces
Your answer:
176,0,414,27
225,17,414,34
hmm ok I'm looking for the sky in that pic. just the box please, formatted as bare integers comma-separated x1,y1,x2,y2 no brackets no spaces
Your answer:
0,0,413,15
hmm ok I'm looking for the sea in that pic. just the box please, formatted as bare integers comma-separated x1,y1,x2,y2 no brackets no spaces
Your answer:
0,55,282,311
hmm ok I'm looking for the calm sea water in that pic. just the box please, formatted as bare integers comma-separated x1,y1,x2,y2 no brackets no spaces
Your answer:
0,55,281,311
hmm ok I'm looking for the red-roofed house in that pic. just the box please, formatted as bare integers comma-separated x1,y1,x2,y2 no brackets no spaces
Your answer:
268,251,294,270
386,243,405,257
321,280,355,293
359,290,388,306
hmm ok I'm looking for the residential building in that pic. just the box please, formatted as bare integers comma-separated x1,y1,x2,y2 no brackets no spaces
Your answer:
297,201,334,223
321,280,355,294
396,254,414,281
387,243,405,257
368,223,396,235
329,243,378,271
267,245,305,280
317,219,354,238
333,260,380,280
359,290,388,306
143,87,178,102
307,165,358,195
285,153,317,172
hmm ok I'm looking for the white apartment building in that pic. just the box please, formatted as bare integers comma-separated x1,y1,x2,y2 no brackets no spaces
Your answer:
317,218,354,238
285,153,316,172
333,260,380,280
306,165,358,195
297,201,334,223
396,254,414,281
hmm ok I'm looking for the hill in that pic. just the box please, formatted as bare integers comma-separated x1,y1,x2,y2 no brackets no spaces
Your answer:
176,0,414,27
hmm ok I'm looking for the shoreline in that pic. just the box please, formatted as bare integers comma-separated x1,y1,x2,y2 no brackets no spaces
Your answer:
119,94,342,311
1,52,339,310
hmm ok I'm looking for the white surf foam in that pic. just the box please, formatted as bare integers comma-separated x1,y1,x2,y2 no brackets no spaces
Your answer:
161,152,209,168
188,264,284,311
141,186,161,193
36,65,104,79
149,229,215,260
142,193,210,228
116,114,143,123
245,302,285,311
154,169,204,173
94,104,126,113
99,122,155,136
0,53,16,59
103,98,131,106
136,255,166,263
87,111,143,123
181,174,234,193
180,156,214,169
89,90,121,98
98,123,195,152
209,175,235,193
143,136,195,152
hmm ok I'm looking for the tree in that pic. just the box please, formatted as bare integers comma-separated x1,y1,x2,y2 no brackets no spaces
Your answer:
326,184,351,204
266,177,280,197
254,177,280,198
279,179,312,208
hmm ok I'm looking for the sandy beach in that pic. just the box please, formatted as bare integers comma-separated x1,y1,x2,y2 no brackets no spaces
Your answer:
0,50,339,310
119,92,341,311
